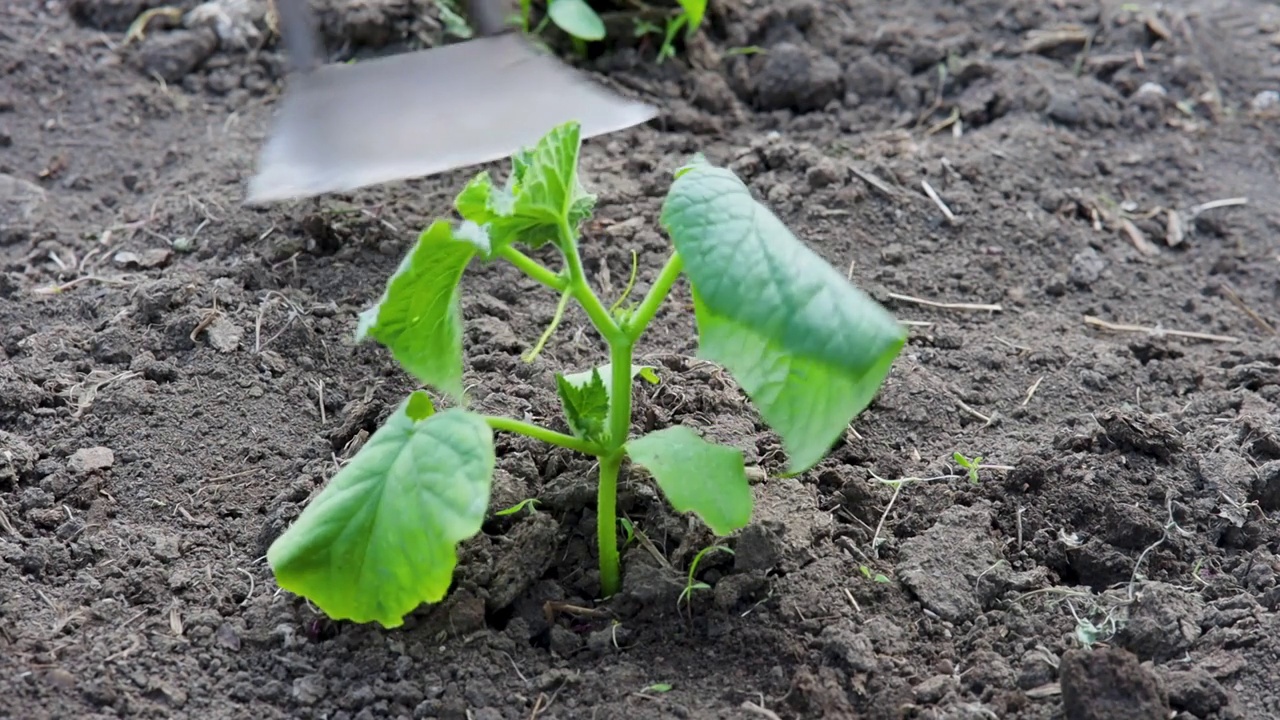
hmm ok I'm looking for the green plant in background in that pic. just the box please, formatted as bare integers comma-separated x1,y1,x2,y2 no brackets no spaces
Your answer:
631,0,706,62
515,0,706,61
435,0,475,38
265,121,907,628
951,451,1012,484
517,0,605,41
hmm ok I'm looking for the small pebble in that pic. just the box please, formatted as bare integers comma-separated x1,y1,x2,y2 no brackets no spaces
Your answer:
1250,90,1280,112
68,447,114,474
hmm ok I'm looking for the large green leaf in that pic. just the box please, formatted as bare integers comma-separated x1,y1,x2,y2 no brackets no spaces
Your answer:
626,426,752,536
660,158,906,474
548,0,606,41
356,220,479,401
453,122,595,252
555,364,659,443
267,398,495,628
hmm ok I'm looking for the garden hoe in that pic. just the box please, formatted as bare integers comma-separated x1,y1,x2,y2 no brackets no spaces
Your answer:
244,0,657,204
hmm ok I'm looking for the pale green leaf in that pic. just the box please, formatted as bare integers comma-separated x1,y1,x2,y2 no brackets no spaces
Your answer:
512,121,592,227
267,403,495,628
548,0,606,41
356,220,478,401
626,426,752,536
660,160,906,474
556,363,659,442
451,123,595,251
555,368,610,443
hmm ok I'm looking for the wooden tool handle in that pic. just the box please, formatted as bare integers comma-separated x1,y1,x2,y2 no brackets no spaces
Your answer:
465,0,510,37
275,0,323,73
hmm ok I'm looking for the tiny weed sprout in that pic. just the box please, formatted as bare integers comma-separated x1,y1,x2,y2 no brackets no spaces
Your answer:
678,544,733,610
951,451,1012,484
265,121,906,628
859,565,891,584
618,517,636,548
495,498,540,517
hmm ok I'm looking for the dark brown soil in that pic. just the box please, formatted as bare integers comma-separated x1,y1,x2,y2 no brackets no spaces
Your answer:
3,0,1280,718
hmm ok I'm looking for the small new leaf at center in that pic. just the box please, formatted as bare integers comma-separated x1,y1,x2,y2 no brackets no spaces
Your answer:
453,122,596,252
555,368,611,443
556,363,660,444
625,426,752,536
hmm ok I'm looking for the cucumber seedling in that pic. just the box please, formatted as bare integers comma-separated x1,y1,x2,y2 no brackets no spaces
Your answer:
265,121,907,628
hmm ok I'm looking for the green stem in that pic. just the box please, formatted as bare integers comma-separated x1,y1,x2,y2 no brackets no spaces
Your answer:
607,338,634,450
558,218,624,345
624,251,683,341
497,245,568,292
597,334,634,600
597,451,623,597
483,416,601,456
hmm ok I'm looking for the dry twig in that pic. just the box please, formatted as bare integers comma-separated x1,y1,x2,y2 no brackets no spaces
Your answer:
1083,315,1239,343
921,179,958,224
850,165,900,197
1219,284,1276,336
888,293,1002,313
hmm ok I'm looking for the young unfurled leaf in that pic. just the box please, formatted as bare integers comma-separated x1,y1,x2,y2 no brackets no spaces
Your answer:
513,122,595,231
561,363,660,401
556,363,659,443
625,426,752,536
548,0,606,41
453,122,595,252
406,390,436,421
455,172,496,226
356,220,479,401
555,368,611,443
953,451,983,484
660,160,906,474
267,403,495,628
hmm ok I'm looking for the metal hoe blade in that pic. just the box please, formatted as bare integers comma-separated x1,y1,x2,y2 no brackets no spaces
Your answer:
245,0,657,204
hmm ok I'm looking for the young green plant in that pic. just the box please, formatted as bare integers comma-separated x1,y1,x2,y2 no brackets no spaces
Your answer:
678,544,732,610
639,0,707,63
522,0,707,62
517,0,606,42
265,121,907,628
